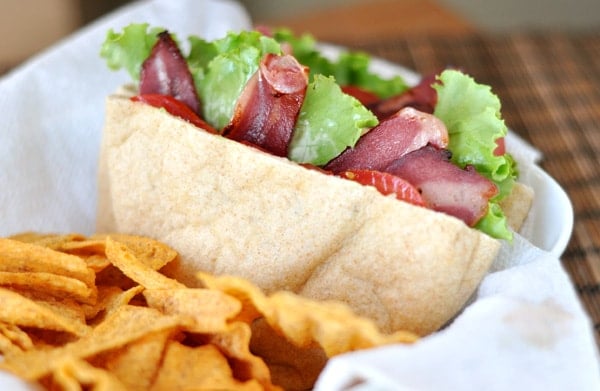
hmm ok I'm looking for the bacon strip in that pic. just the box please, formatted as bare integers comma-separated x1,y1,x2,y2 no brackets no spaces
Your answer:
139,31,201,114
367,73,438,120
325,107,448,174
224,53,309,157
384,146,498,226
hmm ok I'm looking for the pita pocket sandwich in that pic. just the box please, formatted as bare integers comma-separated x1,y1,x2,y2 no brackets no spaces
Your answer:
96,24,533,335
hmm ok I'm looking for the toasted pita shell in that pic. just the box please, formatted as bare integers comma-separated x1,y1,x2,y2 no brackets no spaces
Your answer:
97,96,503,335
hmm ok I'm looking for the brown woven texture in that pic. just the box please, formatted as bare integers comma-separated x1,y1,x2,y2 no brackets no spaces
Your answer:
338,32,600,346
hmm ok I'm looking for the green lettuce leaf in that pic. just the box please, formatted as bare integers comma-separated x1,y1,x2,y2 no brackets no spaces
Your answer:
272,28,407,98
433,69,518,240
187,31,281,129
475,203,511,241
99,23,165,81
187,31,282,129
288,75,379,165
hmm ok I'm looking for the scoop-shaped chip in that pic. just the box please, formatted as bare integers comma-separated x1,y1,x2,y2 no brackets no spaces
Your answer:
249,318,327,391
51,357,128,391
197,273,417,357
207,321,276,390
0,288,90,337
8,233,86,249
83,254,112,273
92,233,178,270
0,271,96,304
13,289,86,326
89,329,171,390
0,238,95,289
0,331,23,357
104,238,184,290
82,285,144,321
196,272,265,324
0,305,187,381
151,341,264,391
265,291,417,355
0,322,34,355
143,288,241,333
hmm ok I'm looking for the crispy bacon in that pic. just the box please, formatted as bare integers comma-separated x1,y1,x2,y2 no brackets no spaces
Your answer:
139,31,201,114
325,107,448,174
367,73,438,120
384,146,498,226
224,53,309,157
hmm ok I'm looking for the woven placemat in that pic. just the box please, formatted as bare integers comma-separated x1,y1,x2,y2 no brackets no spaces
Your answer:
340,31,600,346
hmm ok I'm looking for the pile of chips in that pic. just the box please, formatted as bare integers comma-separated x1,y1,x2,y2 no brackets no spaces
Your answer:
0,232,417,390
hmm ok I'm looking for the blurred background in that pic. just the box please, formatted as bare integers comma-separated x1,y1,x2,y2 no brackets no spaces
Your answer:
244,0,600,31
2,0,600,73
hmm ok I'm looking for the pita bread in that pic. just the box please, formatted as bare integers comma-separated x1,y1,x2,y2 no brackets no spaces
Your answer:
97,96,515,335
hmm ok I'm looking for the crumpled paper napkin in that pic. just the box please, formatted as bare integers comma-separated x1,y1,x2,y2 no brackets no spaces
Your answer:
0,0,598,389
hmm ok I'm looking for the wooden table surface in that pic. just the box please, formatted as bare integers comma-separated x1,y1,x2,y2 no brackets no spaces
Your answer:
258,0,475,41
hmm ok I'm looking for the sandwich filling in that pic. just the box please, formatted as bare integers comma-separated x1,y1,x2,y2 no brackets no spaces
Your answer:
101,24,518,239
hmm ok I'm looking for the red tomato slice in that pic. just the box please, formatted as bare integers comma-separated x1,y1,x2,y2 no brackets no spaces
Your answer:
494,137,506,156
340,169,426,207
131,94,217,133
